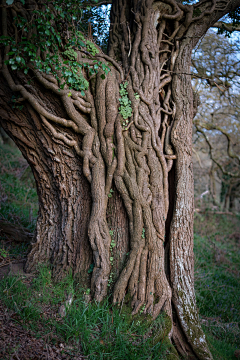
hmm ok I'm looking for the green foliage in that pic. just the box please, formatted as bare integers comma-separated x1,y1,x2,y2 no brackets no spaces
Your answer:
86,40,99,56
88,263,94,274
110,239,116,249
109,230,114,237
0,0,110,97
108,271,114,287
63,47,78,61
0,247,8,258
3,242,29,258
108,188,114,198
142,228,145,239
119,82,132,126
139,304,146,314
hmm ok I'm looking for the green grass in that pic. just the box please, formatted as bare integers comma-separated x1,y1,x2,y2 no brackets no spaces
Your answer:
194,212,240,359
0,265,173,360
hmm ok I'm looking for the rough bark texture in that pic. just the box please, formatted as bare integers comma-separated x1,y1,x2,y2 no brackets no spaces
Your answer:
0,76,93,284
1,0,240,358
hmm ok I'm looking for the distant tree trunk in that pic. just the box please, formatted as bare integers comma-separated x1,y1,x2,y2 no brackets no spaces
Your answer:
1,0,240,358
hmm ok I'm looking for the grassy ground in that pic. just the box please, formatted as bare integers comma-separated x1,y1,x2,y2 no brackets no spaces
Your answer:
194,212,240,359
0,141,239,359
0,267,173,360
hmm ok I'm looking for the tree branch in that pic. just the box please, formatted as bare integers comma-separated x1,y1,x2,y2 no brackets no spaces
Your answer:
196,121,240,164
85,0,112,6
195,125,240,178
212,21,240,32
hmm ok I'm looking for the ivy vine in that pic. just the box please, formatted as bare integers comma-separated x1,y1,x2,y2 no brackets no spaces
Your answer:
118,82,140,130
108,229,116,287
119,81,132,123
0,0,110,97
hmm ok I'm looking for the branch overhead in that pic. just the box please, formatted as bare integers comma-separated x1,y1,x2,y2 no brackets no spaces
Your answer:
86,0,112,6
212,21,240,32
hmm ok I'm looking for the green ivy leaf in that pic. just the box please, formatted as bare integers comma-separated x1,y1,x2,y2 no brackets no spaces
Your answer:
88,263,94,274
78,41,85,47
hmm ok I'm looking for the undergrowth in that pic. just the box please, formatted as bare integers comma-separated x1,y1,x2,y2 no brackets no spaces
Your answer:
0,265,173,360
0,142,38,232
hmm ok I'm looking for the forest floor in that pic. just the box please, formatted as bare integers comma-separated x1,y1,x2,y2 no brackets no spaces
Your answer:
0,142,239,360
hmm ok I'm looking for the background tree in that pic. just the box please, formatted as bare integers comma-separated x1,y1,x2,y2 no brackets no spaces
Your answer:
192,30,240,211
0,0,240,359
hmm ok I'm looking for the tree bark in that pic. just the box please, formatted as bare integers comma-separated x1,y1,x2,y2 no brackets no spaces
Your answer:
0,77,93,282
1,0,240,358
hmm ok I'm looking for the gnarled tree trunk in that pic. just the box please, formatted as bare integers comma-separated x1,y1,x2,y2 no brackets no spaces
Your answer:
1,0,240,358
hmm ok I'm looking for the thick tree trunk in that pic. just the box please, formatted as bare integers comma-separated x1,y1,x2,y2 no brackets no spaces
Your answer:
0,71,130,288
1,0,240,358
170,41,207,358
0,77,92,282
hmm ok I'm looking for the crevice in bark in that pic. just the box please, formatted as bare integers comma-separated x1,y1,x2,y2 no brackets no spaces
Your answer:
164,163,175,280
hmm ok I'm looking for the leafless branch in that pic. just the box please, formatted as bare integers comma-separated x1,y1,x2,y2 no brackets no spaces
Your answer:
85,0,112,6
195,125,240,178
196,121,240,164
212,21,240,32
